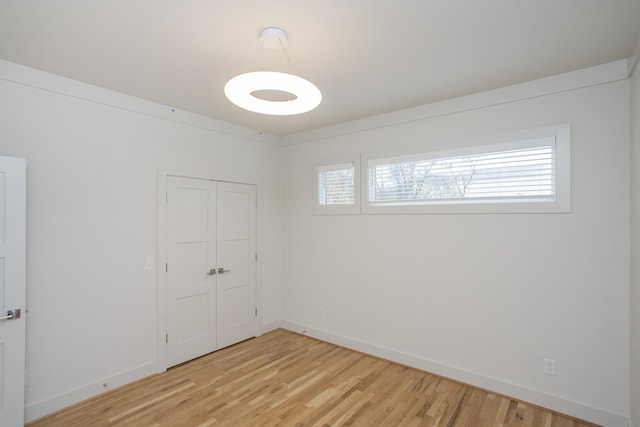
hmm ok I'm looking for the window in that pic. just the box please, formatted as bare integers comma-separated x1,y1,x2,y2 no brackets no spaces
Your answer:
318,162,355,206
314,158,360,215
369,140,554,204
361,124,570,214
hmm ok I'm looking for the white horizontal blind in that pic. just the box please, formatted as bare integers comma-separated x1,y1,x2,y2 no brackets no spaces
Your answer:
368,138,556,206
318,162,355,206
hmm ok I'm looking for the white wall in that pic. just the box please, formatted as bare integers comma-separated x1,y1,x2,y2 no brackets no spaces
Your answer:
0,57,634,425
630,48,640,426
281,76,631,424
0,60,283,421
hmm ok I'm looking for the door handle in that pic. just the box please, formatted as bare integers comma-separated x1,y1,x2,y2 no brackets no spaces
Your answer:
0,309,21,321
207,269,217,276
217,267,231,274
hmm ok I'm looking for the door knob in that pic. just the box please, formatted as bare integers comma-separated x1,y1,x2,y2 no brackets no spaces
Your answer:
0,309,21,321
207,269,216,276
217,267,231,274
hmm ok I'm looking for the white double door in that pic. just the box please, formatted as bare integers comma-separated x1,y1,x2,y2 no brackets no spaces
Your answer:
166,177,257,367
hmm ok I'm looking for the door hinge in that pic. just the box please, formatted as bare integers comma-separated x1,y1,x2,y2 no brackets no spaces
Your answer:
166,263,168,273
165,333,168,343
255,308,258,317
166,192,168,202
255,253,258,262
255,197,258,207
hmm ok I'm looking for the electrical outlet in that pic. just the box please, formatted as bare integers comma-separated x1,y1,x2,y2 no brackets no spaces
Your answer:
543,358,557,376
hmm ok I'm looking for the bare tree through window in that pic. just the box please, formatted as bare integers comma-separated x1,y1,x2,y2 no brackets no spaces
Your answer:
369,145,553,205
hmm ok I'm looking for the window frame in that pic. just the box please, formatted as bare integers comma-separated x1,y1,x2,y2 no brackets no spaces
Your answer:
361,123,571,214
313,156,361,215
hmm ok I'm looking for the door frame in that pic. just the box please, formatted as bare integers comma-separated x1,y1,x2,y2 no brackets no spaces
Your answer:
156,165,262,372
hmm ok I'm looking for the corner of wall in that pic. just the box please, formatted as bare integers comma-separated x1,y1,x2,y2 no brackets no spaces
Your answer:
261,320,282,335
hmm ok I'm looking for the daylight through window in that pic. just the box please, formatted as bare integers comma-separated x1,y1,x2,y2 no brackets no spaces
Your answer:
368,138,556,206
318,162,355,206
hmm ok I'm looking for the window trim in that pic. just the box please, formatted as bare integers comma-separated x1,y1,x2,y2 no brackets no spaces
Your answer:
313,156,361,215
361,123,571,214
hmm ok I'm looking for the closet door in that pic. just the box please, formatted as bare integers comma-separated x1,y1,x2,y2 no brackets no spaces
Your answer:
165,177,257,367
166,177,217,367
216,182,257,349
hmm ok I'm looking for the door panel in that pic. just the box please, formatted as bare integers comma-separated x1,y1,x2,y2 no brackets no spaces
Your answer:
221,285,251,328
166,177,217,367
222,240,251,283
0,258,5,317
0,346,5,414
176,242,209,288
175,187,209,238
0,171,5,239
221,190,250,238
176,294,209,341
0,157,26,427
217,182,257,349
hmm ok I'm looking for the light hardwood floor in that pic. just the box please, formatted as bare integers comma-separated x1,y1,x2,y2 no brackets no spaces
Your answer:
28,329,598,426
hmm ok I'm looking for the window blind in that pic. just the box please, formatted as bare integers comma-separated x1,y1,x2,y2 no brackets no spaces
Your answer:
368,138,556,206
318,162,355,206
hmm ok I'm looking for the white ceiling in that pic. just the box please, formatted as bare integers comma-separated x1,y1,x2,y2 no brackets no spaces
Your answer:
1,1,639,137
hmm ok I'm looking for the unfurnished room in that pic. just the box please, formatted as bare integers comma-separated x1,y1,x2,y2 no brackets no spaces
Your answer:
1,1,640,426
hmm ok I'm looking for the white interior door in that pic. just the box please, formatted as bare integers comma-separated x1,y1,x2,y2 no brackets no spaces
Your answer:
216,182,257,349
166,177,217,367
0,156,26,427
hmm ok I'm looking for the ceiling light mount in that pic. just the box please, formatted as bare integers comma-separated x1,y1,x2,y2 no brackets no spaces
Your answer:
260,27,288,50
225,27,322,116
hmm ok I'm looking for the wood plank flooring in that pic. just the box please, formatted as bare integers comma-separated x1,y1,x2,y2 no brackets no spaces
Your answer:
28,329,598,427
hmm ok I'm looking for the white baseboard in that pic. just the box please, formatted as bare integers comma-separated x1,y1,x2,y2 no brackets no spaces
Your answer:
280,320,629,427
25,322,282,423
25,360,162,423
24,324,630,427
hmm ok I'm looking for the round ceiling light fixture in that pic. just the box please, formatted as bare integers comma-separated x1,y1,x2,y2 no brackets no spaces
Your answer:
224,27,322,116
225,71,321,115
